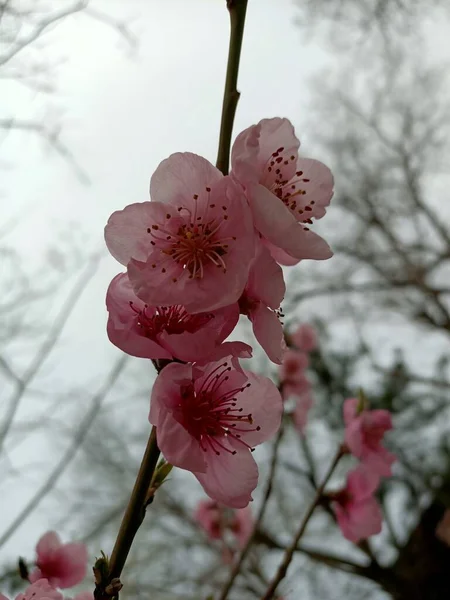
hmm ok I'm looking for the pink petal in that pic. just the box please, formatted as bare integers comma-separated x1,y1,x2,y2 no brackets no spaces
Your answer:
195,341,253,365
105,202,175,265
291,323,318,352
156,410,207,473
343,398,359,425
236,370,283,447
16,581,63,600
263,240,301,266
150,152,222,206
247,244,285,309
231,123,261,186
347,466,380,499
293,157,334,220
55,543,87,588
195,443,258,508
256,117,300,175
36,532,61,560
250,303,285,364
250,185,332,260
149,362,193,423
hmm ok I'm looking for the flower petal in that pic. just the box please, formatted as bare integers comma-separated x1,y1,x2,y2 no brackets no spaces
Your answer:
195,443,258,508
250,303,285,364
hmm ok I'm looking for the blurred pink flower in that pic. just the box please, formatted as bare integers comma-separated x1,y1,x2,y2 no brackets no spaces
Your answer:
293,391,314,434
194,499,253,548
344,398,396,477
291,323,317,352
29,532,87,589
231,117,333,265
105,152,255,313
194,499,223,540
238,244,286,364
2,580,63,600
279,349,308,382
106,272,241,362
150,358,282,508
229,505,253,547
332,467,383,543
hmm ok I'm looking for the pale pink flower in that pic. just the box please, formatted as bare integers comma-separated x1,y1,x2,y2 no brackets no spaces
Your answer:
29,532,87,589
331,467,383,543
194,499,223,540
105,153,255,313
229,505,253,547
106,272,241,362
231,117,333,265
194,499,253,548
291,323,317,352
279,349,308,382
238,244,286,364
150,358,283,508
344,398,396,477
293,391,314,434
436,509,450,546
3,580,64,600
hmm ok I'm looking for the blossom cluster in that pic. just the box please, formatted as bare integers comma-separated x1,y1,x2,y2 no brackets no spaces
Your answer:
1,532,90,600
279,322,318,433
104,117,334,507
331,398,396,543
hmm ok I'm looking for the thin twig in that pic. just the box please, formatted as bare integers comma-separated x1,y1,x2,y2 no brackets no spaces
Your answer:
261,446,343,600
0,354,128,548
217,426,285,600
215,0,248,175
0,254,102,455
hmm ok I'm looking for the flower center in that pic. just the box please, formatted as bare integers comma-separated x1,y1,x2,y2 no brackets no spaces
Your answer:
146,189,236,279
130,302,213,338
177,362,260,456
261,147,316,223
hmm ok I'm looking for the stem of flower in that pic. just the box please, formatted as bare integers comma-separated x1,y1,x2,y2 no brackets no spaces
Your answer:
216,0,248,176
260,446,344,600
105,427,161,584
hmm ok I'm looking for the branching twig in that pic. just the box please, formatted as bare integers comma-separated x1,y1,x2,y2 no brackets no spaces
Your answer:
261,446,343,600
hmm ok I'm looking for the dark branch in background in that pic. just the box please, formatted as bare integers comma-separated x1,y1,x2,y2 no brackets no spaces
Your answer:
218,427,284,600
0,354,128,548
261,447,343,600
215,0,248,175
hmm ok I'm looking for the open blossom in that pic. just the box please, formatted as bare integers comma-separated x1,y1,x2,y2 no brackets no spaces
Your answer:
150,358,283,508
291,323,317,353
331,467,383,543
238,244,286,364
29,532,87,589
105,152,255,313
1,580,63,600
344,398,396,477
194,499,253,547
231,117,333,265
106,272,242,362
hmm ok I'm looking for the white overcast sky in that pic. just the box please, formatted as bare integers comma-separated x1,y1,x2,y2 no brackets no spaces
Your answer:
1,0,450,589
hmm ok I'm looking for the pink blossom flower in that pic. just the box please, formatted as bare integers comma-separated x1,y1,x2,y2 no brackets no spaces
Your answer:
293,391,314,434
1,580,63,600
150,358,283,508
344,398,396,477
29,532,87,589
238,244,286,364
194,499,253,548
231,117,333,265
229,505,253,547
291,323,317,352
106,272,241,362
331,467,383,543
105,153,255,313
279,349,308,382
